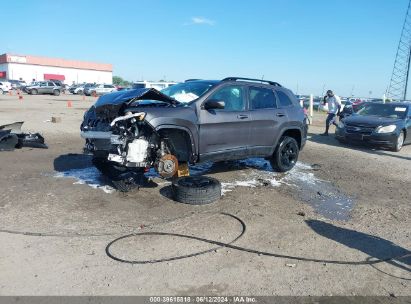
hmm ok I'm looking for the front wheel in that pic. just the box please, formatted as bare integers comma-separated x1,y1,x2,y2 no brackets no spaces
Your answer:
270,136,299,172
53,89,60,96
30,89,38,95
392,131,405,152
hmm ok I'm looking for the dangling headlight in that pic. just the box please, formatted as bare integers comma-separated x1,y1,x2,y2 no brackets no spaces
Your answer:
376,125,396,133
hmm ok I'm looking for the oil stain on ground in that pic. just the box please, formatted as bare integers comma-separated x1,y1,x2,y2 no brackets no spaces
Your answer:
190,159,354,221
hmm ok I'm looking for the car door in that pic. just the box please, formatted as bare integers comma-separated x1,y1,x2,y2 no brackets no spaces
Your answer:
198,85,251,161
47,82,55,94
247,86,288,156
104,84,112,93
38,82,48,94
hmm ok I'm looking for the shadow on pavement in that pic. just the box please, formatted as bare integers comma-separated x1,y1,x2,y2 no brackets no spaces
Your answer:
53,153,93,172
306,219,411,274
308,132,411,161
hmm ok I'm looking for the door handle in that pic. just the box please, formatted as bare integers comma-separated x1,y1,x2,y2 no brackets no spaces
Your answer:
237,114,249,119
276,113,286,117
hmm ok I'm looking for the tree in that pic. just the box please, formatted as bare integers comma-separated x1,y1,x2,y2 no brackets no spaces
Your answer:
112,76,130,87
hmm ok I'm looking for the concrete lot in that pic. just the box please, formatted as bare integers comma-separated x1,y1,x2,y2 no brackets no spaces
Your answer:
0,93,410,295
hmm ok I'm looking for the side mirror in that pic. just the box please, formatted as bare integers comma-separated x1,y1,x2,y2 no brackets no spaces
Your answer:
203,99,225,110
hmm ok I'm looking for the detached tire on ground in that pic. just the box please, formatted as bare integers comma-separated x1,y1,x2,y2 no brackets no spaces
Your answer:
172,176,221,205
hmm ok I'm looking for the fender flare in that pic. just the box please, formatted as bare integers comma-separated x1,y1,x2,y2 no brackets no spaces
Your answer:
269,127,303,155
154,124,198,161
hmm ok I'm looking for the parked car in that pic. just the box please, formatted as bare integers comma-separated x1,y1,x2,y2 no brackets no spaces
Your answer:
25,81,62,96
335,102,411,151
8,80,27,90
0,81,10,94
86,84,117,96
0,81,12,92
68,84,79,94
132,81,177,90
80,77,307,190
78,83,95,95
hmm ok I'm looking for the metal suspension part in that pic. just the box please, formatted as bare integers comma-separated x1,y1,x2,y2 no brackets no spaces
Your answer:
156,154,178,178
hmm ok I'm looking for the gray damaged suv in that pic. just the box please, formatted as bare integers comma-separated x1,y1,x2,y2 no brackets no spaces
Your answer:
81,77,307,186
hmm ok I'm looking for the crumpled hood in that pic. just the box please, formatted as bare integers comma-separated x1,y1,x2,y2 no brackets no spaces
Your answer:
92,88,179,118
94,88,178,108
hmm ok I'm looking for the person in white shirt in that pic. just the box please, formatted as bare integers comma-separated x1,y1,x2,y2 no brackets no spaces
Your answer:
321,90,342,136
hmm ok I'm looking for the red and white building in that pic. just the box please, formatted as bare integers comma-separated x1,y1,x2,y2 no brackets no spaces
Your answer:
0,53,113,84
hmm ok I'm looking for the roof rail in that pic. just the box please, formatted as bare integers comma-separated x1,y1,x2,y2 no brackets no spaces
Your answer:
185,79,202,82
222,77,282,87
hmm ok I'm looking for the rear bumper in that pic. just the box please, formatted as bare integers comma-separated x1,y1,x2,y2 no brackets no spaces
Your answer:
335,128,397,147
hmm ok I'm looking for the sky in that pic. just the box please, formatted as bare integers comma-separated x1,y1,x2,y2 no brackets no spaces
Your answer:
3,0,409,97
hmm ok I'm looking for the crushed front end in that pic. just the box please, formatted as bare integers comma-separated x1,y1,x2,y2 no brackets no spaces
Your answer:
80,89,182,189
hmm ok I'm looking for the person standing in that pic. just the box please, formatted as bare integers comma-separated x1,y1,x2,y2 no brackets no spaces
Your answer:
321,90,342,136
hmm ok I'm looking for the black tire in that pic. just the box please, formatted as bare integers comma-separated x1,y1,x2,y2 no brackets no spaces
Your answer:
30,89,38,95
53,89,60,96
172,176,221,205
112,178,139,192
92,157,128,178
77,90,83,95
392,131,405,152
92,157,145,192
270,136,299,172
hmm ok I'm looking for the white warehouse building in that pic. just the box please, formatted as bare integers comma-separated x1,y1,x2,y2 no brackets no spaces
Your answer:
0,53,112,84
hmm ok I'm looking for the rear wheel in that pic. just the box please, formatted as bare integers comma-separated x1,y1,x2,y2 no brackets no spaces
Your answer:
53,89,60,96
392,131,405,152
270,136,299,172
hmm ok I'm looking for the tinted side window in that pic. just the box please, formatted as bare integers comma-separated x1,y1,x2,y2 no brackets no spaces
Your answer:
276,91,293,107
249,87,277,109
208,85,245,111
48,82,54,86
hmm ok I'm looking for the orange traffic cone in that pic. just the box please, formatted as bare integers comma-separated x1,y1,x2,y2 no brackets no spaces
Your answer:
18,95,23,101
67,101,72,108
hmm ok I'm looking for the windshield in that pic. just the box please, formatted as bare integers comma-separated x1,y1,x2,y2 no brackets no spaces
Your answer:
356,103,408,119
161,81,216,103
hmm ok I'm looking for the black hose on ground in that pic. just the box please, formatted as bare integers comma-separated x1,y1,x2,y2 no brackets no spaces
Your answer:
105,213,411,268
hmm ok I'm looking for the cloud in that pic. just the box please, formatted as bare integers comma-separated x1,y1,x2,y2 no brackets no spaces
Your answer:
186,17,215,26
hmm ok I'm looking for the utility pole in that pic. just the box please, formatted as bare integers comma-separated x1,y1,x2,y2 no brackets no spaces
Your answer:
387,0,411,100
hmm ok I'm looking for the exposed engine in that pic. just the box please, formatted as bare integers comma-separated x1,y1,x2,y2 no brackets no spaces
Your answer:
81,110,178,178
